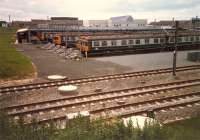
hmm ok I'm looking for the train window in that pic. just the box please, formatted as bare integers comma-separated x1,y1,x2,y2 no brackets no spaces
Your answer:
135,39,140,45
184,36,189,42
94,41,100,46
196,36,200,41
190,36,194,42
169,37,174,43
122,40,127,45
102,41,107,46
54,37,59,40
145,39,149,44
88,42,92,47
177,37,182,43
154,38,159,44
111,40,117,46
129,40,134,45
160,38,165,44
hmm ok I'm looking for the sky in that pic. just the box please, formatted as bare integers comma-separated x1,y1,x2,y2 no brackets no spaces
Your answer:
0,0,200,22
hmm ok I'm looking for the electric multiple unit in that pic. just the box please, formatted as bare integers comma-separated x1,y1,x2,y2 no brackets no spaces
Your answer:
76,29,200,54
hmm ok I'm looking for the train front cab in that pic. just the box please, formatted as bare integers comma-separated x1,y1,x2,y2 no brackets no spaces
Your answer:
53,35,62,45
76,39,90,58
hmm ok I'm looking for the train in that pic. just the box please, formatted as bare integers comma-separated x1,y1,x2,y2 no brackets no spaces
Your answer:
76,29,200,55
16,28,200,56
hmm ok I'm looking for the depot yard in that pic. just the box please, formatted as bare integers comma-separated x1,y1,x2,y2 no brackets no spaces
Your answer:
1,27,200,140
0,27,35,81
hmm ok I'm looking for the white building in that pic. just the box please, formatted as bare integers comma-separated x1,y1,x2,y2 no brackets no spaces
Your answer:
109,15,147,28
83,15,147,29
84,20,108,28
109,15,134,27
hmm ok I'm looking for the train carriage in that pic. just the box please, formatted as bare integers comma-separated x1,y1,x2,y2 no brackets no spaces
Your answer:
76,29,200,55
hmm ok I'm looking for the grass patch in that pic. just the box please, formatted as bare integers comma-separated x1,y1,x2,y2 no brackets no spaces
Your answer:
166,117,200,140
0,27,34,79
1,112,200,140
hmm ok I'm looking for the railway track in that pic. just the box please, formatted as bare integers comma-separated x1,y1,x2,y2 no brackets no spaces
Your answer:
4,79,200,123
90,92,200,118
38,91,200,124
0,65,200,95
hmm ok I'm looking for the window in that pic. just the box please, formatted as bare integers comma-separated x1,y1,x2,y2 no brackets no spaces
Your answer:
190,36,194,42
88,42,92,47
121,40,127,45
177,37,182,43
145,39,149,44
129,40,134,45
93,41,100,46
154,38,159,44
196,36,199,41
135,39,140,45
160,38,165,44
111,40,117,46
82,42,87,46
54,37,59,40
184,36,189,42
169,37,174,43
102,41,107,46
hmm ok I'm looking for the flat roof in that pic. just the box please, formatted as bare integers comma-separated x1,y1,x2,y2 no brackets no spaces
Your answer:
51,17,78,20
17,28,29,33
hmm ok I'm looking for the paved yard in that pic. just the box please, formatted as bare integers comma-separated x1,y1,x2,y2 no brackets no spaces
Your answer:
17,44,130,79
17,44,199,80
96,50,199,72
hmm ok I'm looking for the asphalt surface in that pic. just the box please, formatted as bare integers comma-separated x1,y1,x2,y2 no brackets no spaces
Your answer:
96,50,200,72
17,44,130,79
17,44,199,79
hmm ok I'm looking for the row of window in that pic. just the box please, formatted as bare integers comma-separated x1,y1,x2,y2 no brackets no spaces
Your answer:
93,38,160,47
92,36,200,47
113,24,145,27
176,36,200,43
93,38,164,47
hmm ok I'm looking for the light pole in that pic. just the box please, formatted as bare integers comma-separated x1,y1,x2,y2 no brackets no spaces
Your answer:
173,21,179,76
65,35,67,59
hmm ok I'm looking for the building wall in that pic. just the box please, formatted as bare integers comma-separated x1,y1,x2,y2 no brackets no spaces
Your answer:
0,21,8,27
149,19,200,29
108,19,147,28
11,21,33,28
133,19,148,27
108,16,147,28
84,16,147,28
32,18,83,29
192,17,200,28
84,20,108,27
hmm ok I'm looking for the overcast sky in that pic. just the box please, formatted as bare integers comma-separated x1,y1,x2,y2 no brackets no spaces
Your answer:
0,0,199,22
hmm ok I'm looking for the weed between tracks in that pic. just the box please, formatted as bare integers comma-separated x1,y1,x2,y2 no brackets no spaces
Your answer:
0,27,34,79
1,111,200,140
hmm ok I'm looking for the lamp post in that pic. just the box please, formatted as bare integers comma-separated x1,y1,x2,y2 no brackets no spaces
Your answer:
65,36,67,59
172,21,179,76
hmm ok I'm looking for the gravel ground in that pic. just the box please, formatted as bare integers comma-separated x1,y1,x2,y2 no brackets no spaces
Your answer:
5,69,200,106
157,104,200,124
2,69,200,123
